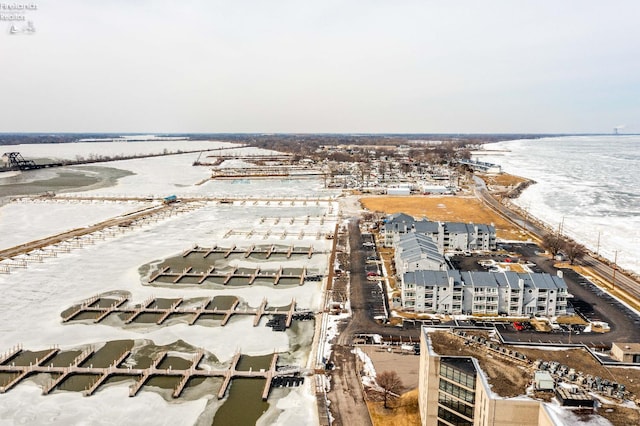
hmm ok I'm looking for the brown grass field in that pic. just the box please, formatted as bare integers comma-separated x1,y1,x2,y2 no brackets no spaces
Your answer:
360,195,527,240
368,388,421,426
480,173,529,187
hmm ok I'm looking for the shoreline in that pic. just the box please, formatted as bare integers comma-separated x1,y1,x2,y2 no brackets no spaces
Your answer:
482,173,640,285
476,138,639,277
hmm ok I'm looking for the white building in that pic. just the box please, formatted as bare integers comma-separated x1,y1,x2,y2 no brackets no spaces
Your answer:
402,270,569,316
394,233,447,276
382,213,496,251
402,270,463,312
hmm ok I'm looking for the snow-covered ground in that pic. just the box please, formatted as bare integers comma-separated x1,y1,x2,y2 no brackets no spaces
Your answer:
0,142,336,425
6,140,237,161
0,199,152,250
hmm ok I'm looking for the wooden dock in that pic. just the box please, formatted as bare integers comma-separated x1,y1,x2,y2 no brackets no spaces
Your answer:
149,264,313,286
62,295,301,329
0,346,300,401
179,244,321,260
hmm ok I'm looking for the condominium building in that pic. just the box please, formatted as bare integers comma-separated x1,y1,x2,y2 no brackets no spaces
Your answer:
419,328,559,426
394,233,448,276
382,213,496,251
402,270,569,316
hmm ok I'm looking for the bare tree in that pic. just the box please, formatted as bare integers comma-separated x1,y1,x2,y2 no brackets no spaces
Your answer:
563,241,587,265
542,233,564,257
377,370,404,408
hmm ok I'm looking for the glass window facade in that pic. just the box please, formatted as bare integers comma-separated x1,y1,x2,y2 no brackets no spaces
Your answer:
437,407,473,426
438,359,476,425
439,363,476,390
438,379,475,403
439,392,474,418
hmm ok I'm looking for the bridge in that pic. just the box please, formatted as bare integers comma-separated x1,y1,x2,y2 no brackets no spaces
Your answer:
1,152,63,171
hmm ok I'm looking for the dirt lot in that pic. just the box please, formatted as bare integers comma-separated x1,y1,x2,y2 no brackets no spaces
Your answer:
361,347,421,426
359,345,420,390
360,195,525,240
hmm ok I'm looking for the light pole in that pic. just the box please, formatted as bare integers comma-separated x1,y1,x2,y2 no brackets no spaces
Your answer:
612,250,618,291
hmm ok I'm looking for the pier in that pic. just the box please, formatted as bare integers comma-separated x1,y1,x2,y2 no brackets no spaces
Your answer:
62,295,304,329
0,196,336,265
0,346,300,400
148,264,311,286
181,244,321,259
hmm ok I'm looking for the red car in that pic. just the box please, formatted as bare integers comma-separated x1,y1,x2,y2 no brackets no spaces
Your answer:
513,322,524,331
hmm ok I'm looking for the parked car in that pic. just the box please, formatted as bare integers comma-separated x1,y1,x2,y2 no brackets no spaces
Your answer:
513,321,525,331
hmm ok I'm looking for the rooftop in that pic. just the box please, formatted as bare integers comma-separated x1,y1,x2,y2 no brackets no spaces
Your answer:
425,329,640,425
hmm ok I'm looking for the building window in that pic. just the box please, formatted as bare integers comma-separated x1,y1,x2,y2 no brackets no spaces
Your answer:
439,364,476,391
437,406,473,426
439,379,475,403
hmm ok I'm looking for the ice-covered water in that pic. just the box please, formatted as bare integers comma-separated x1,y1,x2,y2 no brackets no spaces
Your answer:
478,135,639,274
0,141,333,425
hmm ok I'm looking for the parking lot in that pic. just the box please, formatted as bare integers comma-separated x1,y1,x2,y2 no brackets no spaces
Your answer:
449,242,640,348
361,233,387,319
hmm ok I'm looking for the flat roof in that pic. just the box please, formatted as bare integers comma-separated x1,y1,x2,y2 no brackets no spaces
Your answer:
613,342,640,353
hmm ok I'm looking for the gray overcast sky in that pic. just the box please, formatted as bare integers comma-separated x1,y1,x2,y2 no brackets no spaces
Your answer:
1,0,638,133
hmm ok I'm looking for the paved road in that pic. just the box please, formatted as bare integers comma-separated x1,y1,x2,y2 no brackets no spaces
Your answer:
327,218,420,426
338,219,420,344
473,176,640,301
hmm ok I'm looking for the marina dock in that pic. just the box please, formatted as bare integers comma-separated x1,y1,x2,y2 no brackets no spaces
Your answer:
148,264,312,286
62,295,307,329
181,244,319,259
0,347,300,400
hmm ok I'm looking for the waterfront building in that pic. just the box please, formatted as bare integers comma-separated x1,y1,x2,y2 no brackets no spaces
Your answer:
402,270,569,316
402,270,463,312
382,213,496,251
394,233,448,276
419,328,559,426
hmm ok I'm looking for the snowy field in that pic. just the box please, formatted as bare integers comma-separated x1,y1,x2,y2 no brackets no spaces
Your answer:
0,199,152,250
5,140,238,162
0,142,337,425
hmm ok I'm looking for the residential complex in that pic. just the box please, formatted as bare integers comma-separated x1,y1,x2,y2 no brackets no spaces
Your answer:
402,269,569,316
382,213,496,252
386,213,570,316
394,233,447,275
